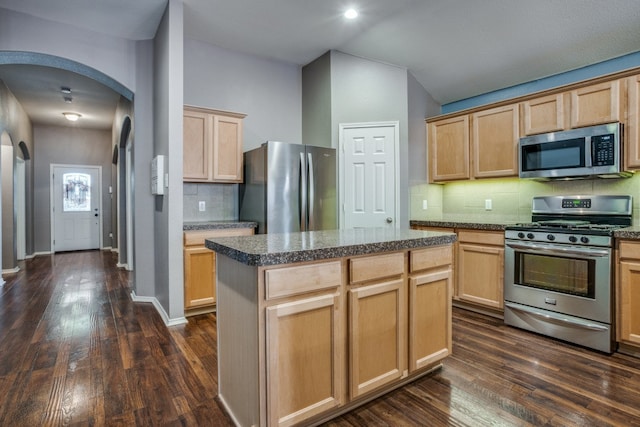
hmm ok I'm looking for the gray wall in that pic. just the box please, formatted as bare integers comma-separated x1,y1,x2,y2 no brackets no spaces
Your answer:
153,0,184,319
0,80,34,268
32,125,112,252
301,51,332,148
408,72,440,185
0,7,158,310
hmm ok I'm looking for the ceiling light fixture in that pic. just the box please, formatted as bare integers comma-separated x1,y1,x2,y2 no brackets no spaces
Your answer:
60,86,72,94
64,96,73,103
344,8,358,19
63,112,81,122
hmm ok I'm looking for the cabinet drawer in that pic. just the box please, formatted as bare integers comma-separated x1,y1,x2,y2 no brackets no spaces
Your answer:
184,227,254,246
410,246,452,273
349,252,405,284
265,261,342,300
458,230,504,246
620,241,640,260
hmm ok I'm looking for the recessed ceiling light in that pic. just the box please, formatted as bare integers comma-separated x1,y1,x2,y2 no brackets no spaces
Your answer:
63,112,81,122
61,87,72,94
344,8,358,19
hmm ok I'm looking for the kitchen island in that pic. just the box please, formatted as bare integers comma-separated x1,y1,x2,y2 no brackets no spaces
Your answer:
206,228,456,427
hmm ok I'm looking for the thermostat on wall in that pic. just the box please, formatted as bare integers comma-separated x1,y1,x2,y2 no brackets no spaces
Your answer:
151,155,165,195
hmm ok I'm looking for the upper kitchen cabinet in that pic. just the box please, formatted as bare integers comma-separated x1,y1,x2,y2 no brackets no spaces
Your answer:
471,104,519,178
427,104,518,183
626,74,640,169
183,106,246,183
522,80,622,136
427,115,470,182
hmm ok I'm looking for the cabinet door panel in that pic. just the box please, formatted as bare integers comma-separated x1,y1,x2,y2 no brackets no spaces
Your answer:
428,116,470,182
457,243,504,309
619,262,640,345
522,93,565,135
183,110,211,181
472,104,519,178
627,75,640,169
266,293,342,426
184,247,215,308
213,115,243,182
570,80,621,128
409,269,451,371
348,279,405,398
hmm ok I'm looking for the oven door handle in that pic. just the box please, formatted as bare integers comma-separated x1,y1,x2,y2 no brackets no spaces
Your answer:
505,303,609,332
505,242,609,258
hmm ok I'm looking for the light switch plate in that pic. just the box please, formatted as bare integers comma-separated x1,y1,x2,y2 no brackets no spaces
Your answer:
422,199,428,210
485,199,492,210
199,201,206,212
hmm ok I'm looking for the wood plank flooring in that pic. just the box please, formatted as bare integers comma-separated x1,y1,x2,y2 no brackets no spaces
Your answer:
2,250,640,426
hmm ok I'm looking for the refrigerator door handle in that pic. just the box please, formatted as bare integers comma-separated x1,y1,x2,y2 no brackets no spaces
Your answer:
307,152,315,230
299,152,307,231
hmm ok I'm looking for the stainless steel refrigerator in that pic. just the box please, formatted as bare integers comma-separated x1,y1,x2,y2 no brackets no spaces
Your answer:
239,140,337,234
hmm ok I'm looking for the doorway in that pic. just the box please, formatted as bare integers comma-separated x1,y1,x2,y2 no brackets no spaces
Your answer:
51,164,102,252
339,122,400,229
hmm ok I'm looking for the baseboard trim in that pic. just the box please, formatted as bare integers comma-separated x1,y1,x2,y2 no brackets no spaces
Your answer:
2,266,20,275
130,291,187,326
28,251,52,258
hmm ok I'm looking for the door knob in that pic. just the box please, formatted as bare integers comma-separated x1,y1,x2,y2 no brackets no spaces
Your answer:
386,217,393,223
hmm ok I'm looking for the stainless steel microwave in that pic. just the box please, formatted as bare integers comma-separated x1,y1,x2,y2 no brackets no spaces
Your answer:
519,123,630,180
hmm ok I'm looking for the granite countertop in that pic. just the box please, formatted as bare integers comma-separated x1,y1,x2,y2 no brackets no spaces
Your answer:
183,221,257,231
205,228,457,267
614,226,640,240
410,219,519,231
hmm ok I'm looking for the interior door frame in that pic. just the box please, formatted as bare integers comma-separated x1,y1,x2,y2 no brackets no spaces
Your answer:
338,121,400,229
50,163,103,252
16,157,26,260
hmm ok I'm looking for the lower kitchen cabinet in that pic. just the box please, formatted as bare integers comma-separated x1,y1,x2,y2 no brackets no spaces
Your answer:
215,242,454,426
348,252,406,398
183,227,254,315
457,230,504,310
617,240,640,346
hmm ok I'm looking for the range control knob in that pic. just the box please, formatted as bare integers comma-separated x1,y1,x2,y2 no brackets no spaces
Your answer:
517,232,525,238
526,233,535,239
569,235,578,243
547,234,555,241
580,236,590,244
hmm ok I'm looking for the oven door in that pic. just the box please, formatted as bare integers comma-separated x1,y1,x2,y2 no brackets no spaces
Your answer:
504,239,611,323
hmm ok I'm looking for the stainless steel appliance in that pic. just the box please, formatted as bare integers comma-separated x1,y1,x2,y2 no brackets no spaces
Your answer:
504,195,632,353
519,123,630,180
239,140,337,234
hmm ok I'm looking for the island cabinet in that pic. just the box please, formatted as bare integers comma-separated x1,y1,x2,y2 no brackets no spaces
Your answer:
617,240,640,347
183,227,253,315
427,103,519,183
183,106,246,183
211,230,455,427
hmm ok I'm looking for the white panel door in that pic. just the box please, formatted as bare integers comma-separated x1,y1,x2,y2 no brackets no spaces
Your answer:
342,123,397,229
52,165,101,252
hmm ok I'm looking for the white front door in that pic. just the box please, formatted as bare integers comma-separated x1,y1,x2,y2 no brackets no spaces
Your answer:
52,165,101,252
340,122,399,229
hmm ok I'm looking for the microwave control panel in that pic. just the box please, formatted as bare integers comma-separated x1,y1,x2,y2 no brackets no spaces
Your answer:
591,134,615,166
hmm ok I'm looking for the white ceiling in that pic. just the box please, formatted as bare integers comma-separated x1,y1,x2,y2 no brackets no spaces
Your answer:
1,0,640,129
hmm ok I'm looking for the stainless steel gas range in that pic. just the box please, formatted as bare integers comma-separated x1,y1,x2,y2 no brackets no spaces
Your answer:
504,195,632,353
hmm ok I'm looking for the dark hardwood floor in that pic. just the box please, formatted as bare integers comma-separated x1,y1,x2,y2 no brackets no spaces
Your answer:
2,250,640,426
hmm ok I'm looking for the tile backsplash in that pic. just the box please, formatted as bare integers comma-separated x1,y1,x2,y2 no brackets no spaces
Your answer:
183,183,239,221
411,174,640,225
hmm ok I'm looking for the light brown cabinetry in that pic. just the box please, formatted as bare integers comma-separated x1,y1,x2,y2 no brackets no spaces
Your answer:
521,80,622,136
617,240,640,346
183,106,246,183
183,227,253,314
348,253,406,398
428,104,518,183
216,243,453,426
457,230,504,310
408,246,452,371
472,104,519,178
264,261,344,426
428,115,470,182
626,74,640,169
